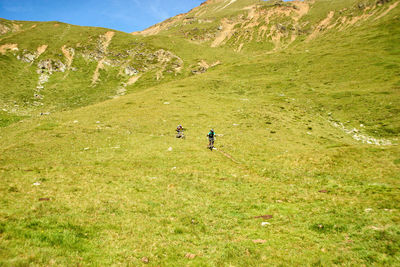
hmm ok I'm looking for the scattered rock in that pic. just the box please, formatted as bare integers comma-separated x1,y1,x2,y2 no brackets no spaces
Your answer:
33,182,40,186
252,239,266,244
185,253,196,259
164,102,170,105
38,59,66,73
22,53,36,63
261,222,270,226
124,66,139,76
141,257,149,263
168,147,173,151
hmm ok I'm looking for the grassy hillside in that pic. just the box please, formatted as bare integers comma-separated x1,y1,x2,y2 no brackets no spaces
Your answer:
0,19,191,127
1,0,399,265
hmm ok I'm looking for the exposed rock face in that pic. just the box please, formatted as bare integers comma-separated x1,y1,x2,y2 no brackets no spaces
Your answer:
21,53,36,63
0,24,10,35
124,66,139,76
37,59,66,73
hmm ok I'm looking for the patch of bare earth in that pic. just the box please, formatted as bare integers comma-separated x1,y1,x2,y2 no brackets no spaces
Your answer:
0,43,18,55
236,43,244,52
0,24,10,35
211,18,237,47
36,44,48,58
307,11,335,41
240,1,310,49
12,23,22,32
127,75,142,85
61,45,74,68
374,1,399,20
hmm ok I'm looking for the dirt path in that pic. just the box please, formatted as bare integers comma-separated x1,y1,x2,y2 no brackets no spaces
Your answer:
217,148,240,164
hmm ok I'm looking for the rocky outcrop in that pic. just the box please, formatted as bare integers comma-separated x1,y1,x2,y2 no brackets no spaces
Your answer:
37,59,66,73
191,60,220,74
124,66,139,76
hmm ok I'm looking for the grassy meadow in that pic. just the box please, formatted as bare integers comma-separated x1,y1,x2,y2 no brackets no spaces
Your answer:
1,0,400,266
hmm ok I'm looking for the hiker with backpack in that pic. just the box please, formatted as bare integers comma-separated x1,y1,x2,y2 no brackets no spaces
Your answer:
207,129,215,150
176,124,184,138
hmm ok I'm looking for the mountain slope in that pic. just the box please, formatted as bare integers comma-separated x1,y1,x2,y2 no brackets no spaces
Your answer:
133,0,400,53
0,19,185,121
0,0,399,265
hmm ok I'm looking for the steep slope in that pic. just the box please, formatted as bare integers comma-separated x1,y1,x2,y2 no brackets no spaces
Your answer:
0,19,184,124
134,0,400,52
0,0,400,266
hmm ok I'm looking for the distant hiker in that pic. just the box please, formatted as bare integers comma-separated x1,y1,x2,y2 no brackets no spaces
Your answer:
207,129,215,150
176,124,184,138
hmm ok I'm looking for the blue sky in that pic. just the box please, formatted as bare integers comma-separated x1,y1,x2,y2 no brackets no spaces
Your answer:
0,0,205,33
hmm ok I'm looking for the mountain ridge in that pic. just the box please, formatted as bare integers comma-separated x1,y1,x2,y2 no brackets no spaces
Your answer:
0,1,399,265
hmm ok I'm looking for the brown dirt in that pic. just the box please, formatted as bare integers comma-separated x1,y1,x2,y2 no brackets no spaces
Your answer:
61,45,74,68
374,1,399,21
211,18,237,47
0,43,18,55
92,59,105,84
236,43,244,52
307,11,335,41
292,1,311,21
12,23,21,32
185,253,196,259
127,75,141,85
36,44,48,57
0,24,10,35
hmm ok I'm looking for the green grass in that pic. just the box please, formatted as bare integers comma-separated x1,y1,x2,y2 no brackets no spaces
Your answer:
0,0,400,265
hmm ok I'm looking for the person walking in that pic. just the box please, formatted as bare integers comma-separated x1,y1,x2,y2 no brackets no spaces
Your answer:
207,129,215,150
